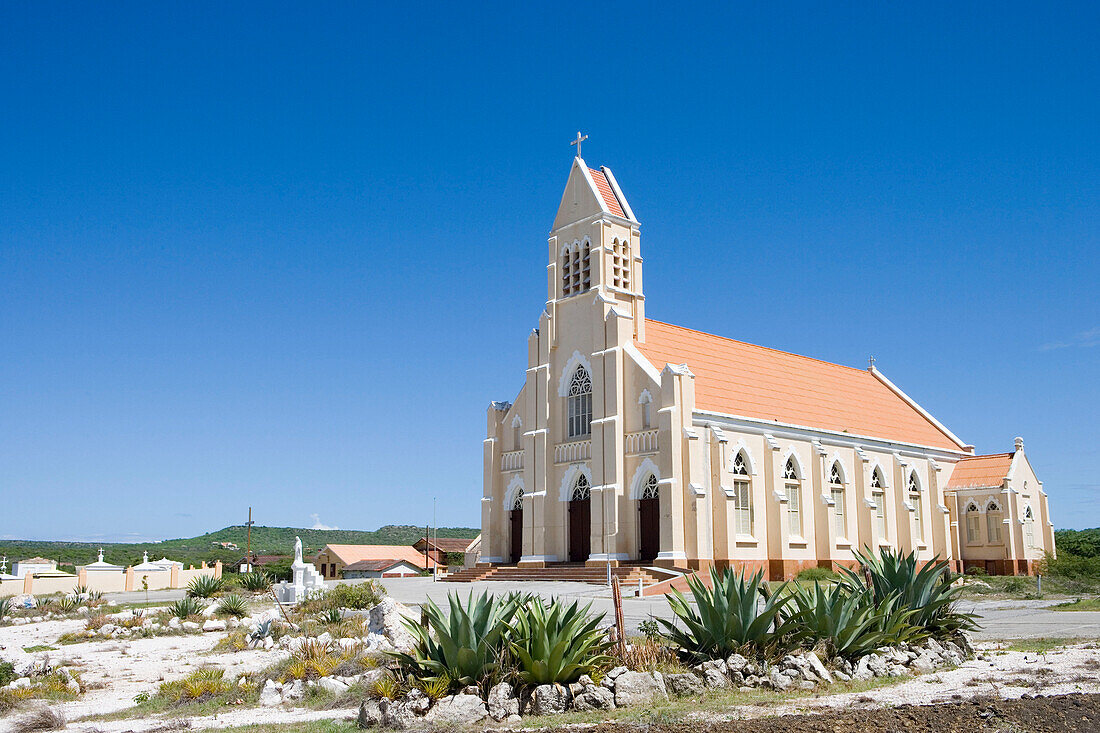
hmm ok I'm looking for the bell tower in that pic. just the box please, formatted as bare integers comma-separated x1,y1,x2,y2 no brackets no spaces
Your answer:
547,141,644,340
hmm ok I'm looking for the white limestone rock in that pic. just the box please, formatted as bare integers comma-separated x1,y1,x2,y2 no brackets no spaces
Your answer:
664,672,704,697
767,667,793,691
572,684,615,711
531,683,570,715
613,671,668,708
318,677,348,695
424,694,488,724
804,651,834,683
487,682,519,721
358,699,383,728
259,679,282,707
367,598,418,653
202,619,226,632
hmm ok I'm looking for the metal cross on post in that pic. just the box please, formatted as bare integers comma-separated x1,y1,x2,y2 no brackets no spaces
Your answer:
570,131,588,159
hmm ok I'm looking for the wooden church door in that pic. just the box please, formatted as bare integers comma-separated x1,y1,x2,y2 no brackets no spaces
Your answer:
568,475,592,563
509,507,523,564
638,474,660,562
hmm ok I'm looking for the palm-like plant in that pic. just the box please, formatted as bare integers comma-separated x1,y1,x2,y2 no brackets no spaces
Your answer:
657,567,796,662
239,572,273,592
389,590,522,688
0,597,12,622
56,595,81,613
170,597,204,620
187,574,226,599
216,594,249,618
839,548,977,637
508,597,614,685
786,582,922,659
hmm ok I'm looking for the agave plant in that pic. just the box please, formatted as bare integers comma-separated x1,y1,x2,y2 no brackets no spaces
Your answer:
508,597,614,685
0,597,11,622
170,596,205,620
657,567,797,663
317,607,343,625
56,595,81,613
238,571,273,592
839,548,978,638
786,581,922,659
249,619,274,645
74,585,89,597
216,594,249,618
389,590,522,688
187,574,226,599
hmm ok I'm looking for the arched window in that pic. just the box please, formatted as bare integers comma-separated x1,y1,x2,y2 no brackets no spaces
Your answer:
640,474,659,500
511,417,522,450
965,503,981,544
829,461,846,539
908,471,923,542
871,466,887,540
732,450,752,535
612,237,632,290
561,240,592,297
1024,505,1035,547
566,366,592,439
784,457,802,537
985,500,1003,544
511,488,524,511
639,391,653,429
571,474,591,501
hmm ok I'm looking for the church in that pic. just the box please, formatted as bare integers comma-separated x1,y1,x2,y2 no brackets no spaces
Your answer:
476,152,1056,580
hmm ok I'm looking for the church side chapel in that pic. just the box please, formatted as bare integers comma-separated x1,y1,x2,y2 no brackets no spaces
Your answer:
475,143,1056,581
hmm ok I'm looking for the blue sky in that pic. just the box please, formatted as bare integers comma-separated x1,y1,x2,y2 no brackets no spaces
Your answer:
1,3,1097,541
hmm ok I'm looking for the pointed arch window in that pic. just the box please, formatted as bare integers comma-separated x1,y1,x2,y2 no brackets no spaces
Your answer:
784,457,802,537
871,466,888,540
908,471,924,543
965,503,981,544
566,366,592,439
829,461,846,539
571,474,591,501
985,500,1003,544
1024,505,1035,547
732,450,752,535
640,474,659,500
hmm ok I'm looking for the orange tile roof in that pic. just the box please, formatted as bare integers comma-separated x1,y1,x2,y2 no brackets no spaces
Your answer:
323,544,428,569
634,319,964,451
588,168,627,218
946,453,1014,489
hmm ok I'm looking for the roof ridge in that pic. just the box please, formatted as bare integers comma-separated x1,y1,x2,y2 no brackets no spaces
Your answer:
960,452,1016,460
643,318,872,376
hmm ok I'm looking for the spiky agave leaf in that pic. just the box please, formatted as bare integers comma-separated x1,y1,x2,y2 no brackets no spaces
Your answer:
508,597,614,685
657,567,798,663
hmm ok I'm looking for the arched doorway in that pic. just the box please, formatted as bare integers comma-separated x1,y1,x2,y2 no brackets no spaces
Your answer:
509,490,523,565
568,475,591,563
638,474,660,562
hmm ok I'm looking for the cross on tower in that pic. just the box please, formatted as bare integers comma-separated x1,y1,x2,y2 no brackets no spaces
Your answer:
570,131,588,159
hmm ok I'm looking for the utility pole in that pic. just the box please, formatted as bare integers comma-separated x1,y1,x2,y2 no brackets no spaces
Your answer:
245,507,255,571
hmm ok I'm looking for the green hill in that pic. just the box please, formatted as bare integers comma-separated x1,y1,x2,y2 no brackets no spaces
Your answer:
0,524,479,571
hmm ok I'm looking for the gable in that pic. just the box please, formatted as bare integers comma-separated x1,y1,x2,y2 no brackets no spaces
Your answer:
552,159,635,231
634,319,965,452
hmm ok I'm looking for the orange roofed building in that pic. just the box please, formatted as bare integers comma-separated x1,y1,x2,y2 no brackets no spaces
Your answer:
477,156,1055,580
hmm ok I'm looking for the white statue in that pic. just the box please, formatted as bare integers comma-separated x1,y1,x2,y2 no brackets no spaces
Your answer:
294,536,303,564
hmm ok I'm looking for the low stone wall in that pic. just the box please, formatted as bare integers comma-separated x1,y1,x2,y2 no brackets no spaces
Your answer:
356,635,973,727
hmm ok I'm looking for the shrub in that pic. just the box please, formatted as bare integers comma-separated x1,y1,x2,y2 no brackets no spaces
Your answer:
657,568,796,663
187,574,226,598
390,590,522,688
216,594,249,619
508,597,614,685
796,567,838,582
839,548,977,638
214,630,250,653
326,581,386,610
619,637,683,673
0,659,15,687
170,597,205,620
786,582,922,659
282,639,355,681
12,706,66,730
965,566,987,576
368,674,401,700
1040,552,1100,579
239,572,273,593
1001,576,1029,593
416,674,452,701
638,618,662,640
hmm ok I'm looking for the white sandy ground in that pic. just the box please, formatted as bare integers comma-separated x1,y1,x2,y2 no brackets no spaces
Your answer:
3,605,1100,732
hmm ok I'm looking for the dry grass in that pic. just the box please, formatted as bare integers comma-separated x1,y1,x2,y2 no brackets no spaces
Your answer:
11,706,66,732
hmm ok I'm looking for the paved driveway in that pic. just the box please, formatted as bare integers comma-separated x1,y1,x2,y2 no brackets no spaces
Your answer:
381,577,1100,640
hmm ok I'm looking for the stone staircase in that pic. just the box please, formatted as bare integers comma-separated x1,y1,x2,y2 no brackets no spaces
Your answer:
443,562,673,587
